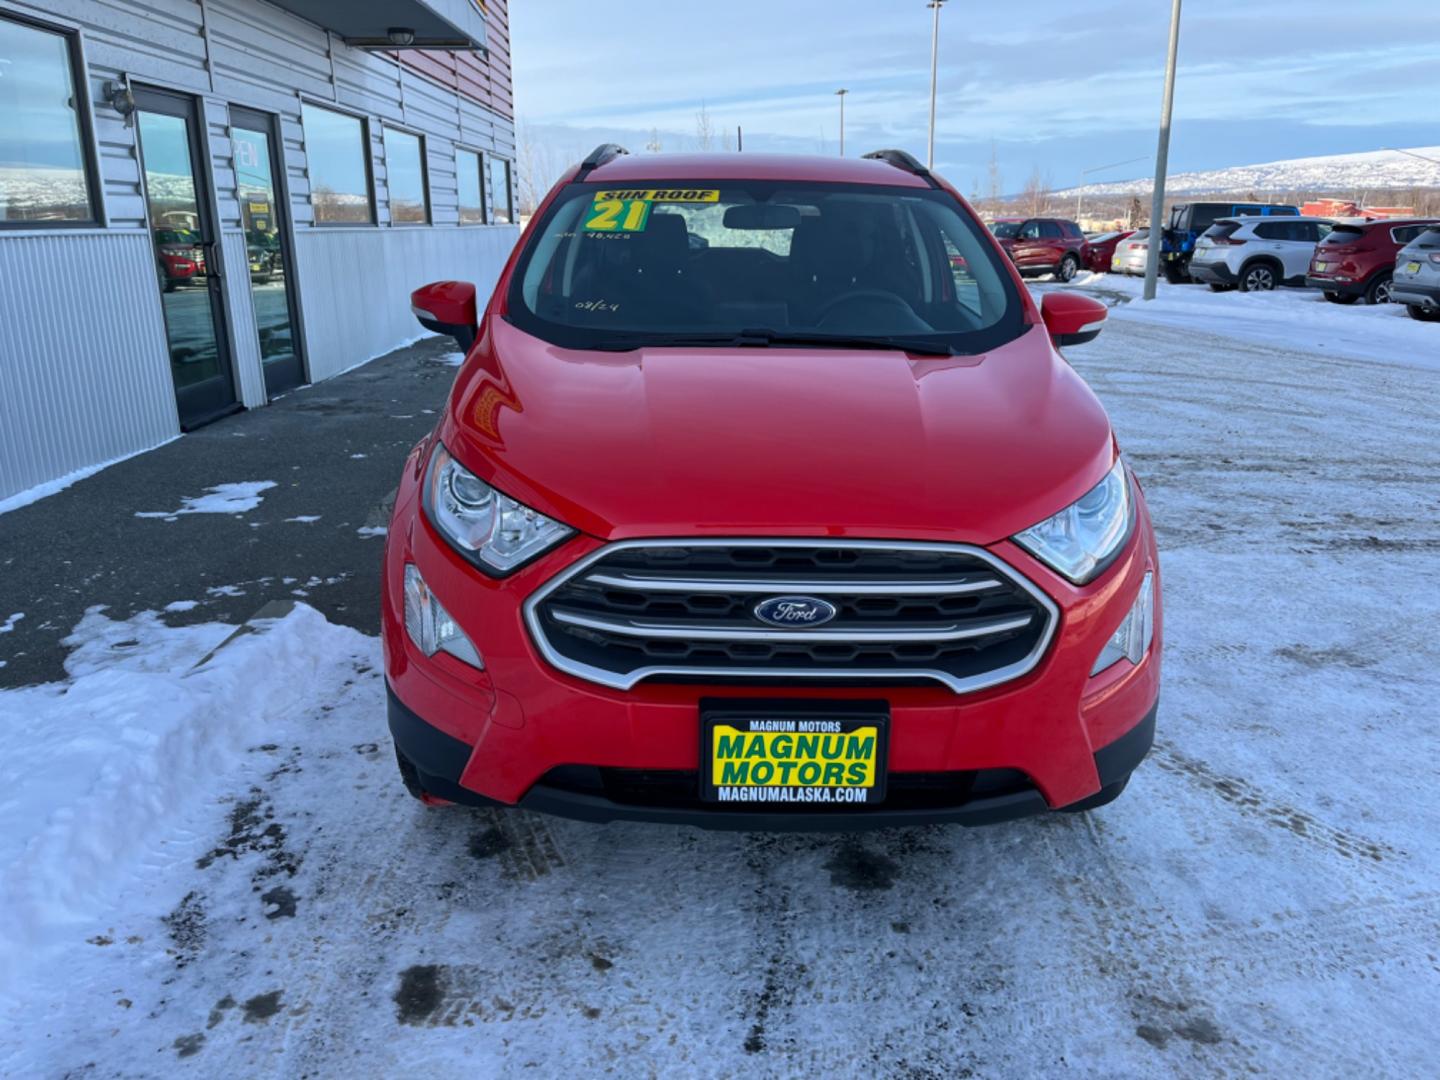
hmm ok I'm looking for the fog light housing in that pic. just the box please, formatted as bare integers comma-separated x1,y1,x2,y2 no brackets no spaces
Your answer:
403,564,483,669
1091,571,1155,675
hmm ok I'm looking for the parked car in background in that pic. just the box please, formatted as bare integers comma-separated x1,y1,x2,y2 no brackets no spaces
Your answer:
1083,229,1136,273
1160,202,1300,283
153,227,205,291
1189,217,1334,292
990,217,1088,281
1110,229,1150,276
1306,219,1440,306
1391,226,1440,321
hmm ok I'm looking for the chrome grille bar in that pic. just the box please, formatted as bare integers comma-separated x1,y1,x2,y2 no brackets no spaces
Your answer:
551,608,1032,643
583,572,1002,595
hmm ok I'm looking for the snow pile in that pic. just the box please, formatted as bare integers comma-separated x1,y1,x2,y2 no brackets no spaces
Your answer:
0,604,370,990
135,481,277,520
1036,274,1440,371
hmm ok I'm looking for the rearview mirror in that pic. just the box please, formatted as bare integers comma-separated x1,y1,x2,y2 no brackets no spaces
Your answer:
1040,291,1107,347
722,204,801,230
411,280,478,353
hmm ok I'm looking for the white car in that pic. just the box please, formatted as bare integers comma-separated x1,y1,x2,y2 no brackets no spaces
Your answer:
1109,229,1150,276
1189,216,1335,292
1391,225,1440,321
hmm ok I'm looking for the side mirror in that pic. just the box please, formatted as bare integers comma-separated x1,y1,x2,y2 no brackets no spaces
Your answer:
1041,291,1107,347
411,280,478,353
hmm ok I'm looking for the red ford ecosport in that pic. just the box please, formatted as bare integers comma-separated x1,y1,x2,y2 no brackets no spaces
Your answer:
383,146,1161,829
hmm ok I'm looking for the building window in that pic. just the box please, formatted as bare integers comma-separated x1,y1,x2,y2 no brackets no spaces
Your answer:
456,148,485,225
0,14,99,226
384,127,428,225
489,155,512,225
301,103,374,225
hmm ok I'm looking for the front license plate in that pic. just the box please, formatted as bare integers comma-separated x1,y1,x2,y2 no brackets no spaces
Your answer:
1407,261,1422,274
700,700,889,806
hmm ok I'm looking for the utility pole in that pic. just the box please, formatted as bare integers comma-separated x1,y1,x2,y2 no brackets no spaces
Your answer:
835,89,848,156
927,0,946,169
737,125,743,152
1143,0,1182,301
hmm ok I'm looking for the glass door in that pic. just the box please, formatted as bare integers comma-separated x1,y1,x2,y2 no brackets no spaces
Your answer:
134,88,237,428
229,108,305,395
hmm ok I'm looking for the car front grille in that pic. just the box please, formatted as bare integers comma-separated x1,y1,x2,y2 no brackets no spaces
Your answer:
524,540,1058,692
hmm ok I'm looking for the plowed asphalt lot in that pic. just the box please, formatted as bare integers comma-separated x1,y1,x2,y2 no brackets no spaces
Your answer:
3,303,1437,1078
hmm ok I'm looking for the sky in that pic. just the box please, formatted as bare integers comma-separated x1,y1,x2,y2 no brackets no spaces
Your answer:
508,0,1440,198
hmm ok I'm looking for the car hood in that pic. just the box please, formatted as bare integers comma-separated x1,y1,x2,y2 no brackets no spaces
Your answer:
443,319,1115,545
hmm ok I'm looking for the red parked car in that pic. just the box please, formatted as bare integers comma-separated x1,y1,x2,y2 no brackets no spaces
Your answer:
1307,218,1440,305
990,216,1089,281
1083,229,1137,273
153,227,206,292
386,147,1161,829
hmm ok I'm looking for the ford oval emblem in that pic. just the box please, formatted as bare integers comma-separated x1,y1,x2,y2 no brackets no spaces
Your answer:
753,595,838,628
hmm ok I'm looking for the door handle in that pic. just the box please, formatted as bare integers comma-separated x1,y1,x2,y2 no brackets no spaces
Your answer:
202,240,222,281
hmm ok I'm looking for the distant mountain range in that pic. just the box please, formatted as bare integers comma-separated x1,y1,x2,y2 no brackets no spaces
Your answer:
1057,146,1440,198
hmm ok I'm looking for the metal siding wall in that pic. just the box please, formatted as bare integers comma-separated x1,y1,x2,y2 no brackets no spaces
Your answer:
293,226,519,382
0,233,178,500
221,229,268,407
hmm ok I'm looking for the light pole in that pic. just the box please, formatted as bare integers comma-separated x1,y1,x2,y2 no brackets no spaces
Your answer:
927,0,946,170
1074,155,1149,223
1142,0,1182,301
835,88,848,156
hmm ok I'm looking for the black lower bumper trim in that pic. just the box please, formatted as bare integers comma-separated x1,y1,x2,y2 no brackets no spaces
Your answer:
386,680,1158,828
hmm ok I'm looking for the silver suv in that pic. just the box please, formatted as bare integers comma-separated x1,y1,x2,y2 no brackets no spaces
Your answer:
1189,216,1335,292
1391,226,1440,321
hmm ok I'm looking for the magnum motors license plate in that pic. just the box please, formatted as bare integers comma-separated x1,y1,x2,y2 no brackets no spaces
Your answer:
699,700,889,806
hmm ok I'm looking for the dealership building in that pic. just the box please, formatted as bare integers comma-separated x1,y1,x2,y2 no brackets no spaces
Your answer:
0,0,520,503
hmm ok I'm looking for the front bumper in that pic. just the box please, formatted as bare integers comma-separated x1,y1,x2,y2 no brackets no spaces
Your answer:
381,453,1163,826
388,682,1157,829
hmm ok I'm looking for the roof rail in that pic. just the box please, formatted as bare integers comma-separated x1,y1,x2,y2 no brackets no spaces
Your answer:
576,143,629,180
861,148,937,187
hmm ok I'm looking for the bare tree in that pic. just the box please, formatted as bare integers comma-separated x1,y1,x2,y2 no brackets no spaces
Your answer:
694,102,714,151
722,125,736,153
986,140,1003,208
645,127,663,153
1021,166,1051,217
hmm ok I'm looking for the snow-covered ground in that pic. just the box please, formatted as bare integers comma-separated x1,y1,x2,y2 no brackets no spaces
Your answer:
3,304,1439,1076
1042,271,1440,371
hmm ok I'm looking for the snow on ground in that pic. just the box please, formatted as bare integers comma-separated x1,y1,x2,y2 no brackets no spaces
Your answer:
0,613,22,634
1040,271,1440,371
135,481,278,520
3,315,1439,1076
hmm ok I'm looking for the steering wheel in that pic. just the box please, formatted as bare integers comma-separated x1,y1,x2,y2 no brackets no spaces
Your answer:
814,288,909,322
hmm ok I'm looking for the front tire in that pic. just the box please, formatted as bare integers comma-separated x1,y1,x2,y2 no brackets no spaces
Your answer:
1056,253,1079,283
1364,273,1393,306
1239,262,1278,292
1408,304,1440,322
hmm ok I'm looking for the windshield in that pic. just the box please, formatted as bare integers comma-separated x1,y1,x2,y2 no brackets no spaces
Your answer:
989,221,1021,238
510,181,1025,354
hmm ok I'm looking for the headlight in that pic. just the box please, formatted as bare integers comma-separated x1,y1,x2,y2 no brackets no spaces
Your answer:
1013,458,1132,584
422,442,574,575
403,564,483,668
1091,570,1155,675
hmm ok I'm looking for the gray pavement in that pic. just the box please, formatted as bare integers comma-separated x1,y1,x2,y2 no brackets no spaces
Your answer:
0,335,462,688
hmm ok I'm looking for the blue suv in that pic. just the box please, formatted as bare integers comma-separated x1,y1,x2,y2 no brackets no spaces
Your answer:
1161,202,1300,283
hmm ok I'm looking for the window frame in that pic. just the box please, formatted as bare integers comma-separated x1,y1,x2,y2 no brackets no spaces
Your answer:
299,98,376,227
0,8,104,230
487,153,513,225
381,123,430,226
455,145,487,226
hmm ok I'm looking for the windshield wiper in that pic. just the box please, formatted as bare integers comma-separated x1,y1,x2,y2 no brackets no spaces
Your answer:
588,329,957,356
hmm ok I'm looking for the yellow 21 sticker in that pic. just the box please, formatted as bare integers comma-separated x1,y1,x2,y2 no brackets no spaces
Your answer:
584,197,652,233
